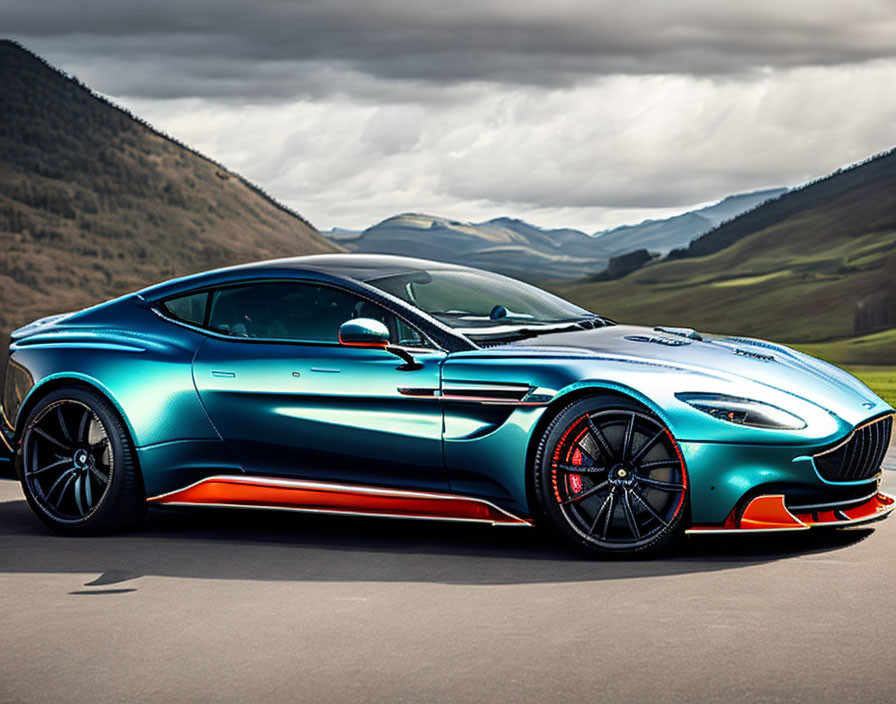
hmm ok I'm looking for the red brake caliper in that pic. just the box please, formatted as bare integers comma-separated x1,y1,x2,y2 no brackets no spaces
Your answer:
568,447,584,495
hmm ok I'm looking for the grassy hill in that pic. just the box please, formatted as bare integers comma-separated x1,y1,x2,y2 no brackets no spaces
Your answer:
0,40,339,346
555,148,896,371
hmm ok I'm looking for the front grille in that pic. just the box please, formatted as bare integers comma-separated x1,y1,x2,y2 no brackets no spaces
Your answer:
814,415,893,482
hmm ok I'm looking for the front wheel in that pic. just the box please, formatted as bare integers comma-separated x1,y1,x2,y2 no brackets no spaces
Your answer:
18,387,145,535
534,396,688,556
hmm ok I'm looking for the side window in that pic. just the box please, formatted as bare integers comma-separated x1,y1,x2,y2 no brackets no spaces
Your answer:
394,317,426,347
203,281,429,345
163,292,208,326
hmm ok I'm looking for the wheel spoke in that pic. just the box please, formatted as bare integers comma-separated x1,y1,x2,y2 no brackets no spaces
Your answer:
631,487,670,527
44,467,77,501
26,457,71,477
639,459,681,470
621,490,641,539
553,462,606,475
629,428,665,465
638,476,684,492
573,442,597,463
84,472,93,507
57,407,72,443
599,490,617,539
89,465,110,485
561,480,610,505
585,415,614,462
77,409,91,442
621,414,635,461
49,472,77,509
33,427,69,451
73,475,85,516
588,491,615,534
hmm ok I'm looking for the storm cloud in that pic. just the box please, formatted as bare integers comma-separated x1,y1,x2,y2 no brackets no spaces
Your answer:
6,1,896,97
5,1,896,230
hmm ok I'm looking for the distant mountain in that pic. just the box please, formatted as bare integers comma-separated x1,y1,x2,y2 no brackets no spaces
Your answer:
0,40,339,347
555,147,896,358
334,213,613,281
323,227,365,242
326,189,786,281
591,188,787,255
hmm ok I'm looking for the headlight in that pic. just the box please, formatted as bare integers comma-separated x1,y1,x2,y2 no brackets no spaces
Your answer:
675,393,807,430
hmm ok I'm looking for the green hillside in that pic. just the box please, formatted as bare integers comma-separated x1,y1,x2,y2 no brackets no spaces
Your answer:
0,40,340,346
555,148,896,366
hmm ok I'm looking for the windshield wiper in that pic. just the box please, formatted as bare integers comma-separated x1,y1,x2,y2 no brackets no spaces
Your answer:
430,310,536,322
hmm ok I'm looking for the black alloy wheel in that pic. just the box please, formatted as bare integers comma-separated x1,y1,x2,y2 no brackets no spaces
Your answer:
535,396,688,556
19,387,144,534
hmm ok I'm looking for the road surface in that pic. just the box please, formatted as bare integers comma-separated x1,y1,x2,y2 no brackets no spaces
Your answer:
1,452,895,704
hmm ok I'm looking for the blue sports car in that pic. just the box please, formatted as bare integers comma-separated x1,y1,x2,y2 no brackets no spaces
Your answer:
1,254,893,555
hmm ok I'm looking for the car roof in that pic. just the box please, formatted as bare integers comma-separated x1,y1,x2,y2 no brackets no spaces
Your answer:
136,254,470,301
275,254,469,281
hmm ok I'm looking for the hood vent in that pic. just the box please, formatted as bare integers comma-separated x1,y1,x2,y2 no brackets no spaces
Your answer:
624,334,691,347
654,326,702,340
734,348,775,362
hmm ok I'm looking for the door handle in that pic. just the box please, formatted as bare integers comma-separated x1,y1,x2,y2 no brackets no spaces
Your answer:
398,387,440,398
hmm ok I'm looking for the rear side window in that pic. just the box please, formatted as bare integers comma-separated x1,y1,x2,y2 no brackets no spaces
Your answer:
207,282,368,342
161,281,431,347
163,292,209,326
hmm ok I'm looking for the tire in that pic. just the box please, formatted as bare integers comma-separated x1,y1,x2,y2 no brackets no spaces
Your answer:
18,387,145,535
533,395,688,557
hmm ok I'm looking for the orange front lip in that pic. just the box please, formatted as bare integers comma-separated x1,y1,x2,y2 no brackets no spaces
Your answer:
148,475,532,526
687,492,895,534
795,492,895,526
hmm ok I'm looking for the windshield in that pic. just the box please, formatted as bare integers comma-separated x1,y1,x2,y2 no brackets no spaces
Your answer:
366,268,597,332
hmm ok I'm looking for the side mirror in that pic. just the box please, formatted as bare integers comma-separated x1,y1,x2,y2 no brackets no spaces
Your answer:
338,317,424,371
338,318,390,348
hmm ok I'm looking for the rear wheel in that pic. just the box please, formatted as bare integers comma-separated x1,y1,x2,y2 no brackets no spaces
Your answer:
534,396,688,556
19,387,144,535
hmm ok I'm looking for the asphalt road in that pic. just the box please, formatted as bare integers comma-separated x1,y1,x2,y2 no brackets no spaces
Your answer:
1,449,895,704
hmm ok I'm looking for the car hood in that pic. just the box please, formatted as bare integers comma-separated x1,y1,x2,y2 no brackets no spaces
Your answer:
490,324,891,425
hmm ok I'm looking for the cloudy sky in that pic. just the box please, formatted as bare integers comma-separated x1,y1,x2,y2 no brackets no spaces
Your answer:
5,0,896,232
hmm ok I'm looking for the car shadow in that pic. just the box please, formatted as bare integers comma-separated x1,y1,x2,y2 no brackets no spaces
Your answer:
0,495,877,588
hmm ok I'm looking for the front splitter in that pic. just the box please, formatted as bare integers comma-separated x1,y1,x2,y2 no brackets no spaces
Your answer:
687,492,895,534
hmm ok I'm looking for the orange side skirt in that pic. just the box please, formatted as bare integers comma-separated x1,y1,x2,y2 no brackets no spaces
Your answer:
148,475,532,526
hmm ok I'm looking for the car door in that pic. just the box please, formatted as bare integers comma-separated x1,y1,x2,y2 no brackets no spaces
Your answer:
188,280,448,491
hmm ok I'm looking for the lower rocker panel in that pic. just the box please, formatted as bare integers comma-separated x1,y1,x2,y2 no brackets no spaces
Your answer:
147,475,533,526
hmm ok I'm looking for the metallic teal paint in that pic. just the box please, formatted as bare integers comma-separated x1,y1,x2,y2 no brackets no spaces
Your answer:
2,255,892,529
192,337,448,489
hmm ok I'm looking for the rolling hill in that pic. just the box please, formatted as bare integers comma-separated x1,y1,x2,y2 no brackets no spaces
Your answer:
591,188,786,256
327,188,787,281
555,148,896,364
0,40,339,348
